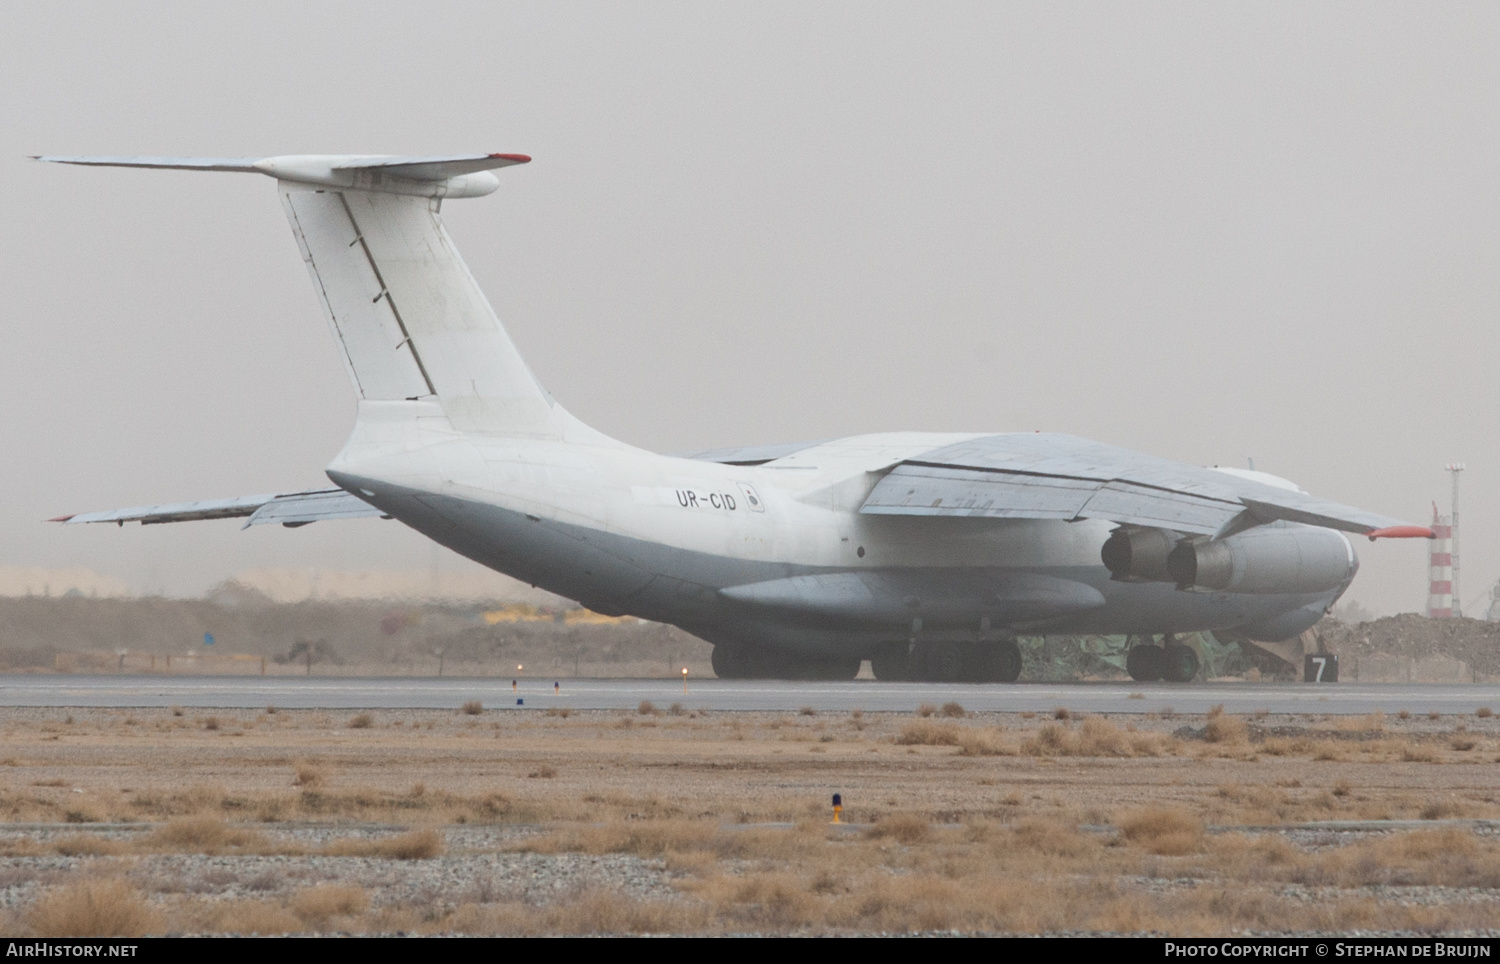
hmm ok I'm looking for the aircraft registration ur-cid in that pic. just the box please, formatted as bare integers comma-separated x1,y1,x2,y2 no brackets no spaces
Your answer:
38,153,1433,684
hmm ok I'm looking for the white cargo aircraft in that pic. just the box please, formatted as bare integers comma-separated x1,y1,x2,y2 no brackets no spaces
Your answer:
40,153,1433,684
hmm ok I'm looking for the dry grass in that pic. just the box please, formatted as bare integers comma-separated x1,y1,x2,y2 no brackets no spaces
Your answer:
8,818,1500,937
1118,808,1204,855
290,884,369,927
145,816,273,854
462,700,484,716
1420,798,1468,820
433,890,712,936
1021,718,1163,758
895,720,963,746
956,727,1010,756
9,705,1500,935
916,703,937,718
1202,707,1248,744
866,812,931,844
940,702,966,718
52,833,126,857
28,879,161,937
637,700,657,716
518,819,720,857
891,718,1013,756
1478,707,1493,719
184,898,301,936
348,712,374,729
293,761,327,787
1401,743,1440,763
322,829,443,860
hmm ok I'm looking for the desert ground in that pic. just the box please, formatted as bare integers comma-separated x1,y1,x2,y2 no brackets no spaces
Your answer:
6,597,1500,934
4,701,1500,935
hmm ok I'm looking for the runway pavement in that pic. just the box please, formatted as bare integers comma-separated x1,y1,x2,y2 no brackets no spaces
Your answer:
2,674,1499,715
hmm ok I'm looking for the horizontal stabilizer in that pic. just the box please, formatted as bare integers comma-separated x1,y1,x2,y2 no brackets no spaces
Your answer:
34,153,530,199
33,156,262,172
328,154,531,179
52,489,385,528
244,490,388,528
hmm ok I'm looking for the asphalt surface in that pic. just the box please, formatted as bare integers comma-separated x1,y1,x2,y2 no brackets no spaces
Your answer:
2,674,1499,715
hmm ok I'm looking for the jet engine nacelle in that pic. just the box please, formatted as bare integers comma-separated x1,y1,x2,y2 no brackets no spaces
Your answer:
1165,522,1357,595
1100,527,1181,583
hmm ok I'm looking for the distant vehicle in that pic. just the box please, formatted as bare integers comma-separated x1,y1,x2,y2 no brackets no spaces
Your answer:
40,153,1432,683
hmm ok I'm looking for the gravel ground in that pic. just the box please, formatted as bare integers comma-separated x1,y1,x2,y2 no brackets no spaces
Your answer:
6,705,1500,935
0,824,683,914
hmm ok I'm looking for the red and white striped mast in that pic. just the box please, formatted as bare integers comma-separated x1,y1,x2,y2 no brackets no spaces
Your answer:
1427,500,1453,618
1447,462,1465,618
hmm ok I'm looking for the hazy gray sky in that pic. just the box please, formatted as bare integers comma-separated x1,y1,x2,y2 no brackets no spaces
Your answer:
2,3,1496,615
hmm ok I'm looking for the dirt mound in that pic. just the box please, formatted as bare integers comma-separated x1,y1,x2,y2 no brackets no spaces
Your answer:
1315,614,1500,677
0,595,711,677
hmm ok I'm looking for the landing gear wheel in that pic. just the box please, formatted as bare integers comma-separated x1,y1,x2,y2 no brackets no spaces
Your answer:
710,643,752,679
828,657,862,680
913,641,962,682
789,656,861,681
870,645,912,681
1126,643,1164,682
1161,643,1200,683
992,639,1022,683
958,644,992,682
957,640,1022,682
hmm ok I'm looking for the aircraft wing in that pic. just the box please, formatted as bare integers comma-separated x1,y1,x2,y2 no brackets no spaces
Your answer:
859,433,1428,540
52,489,386,529
676,440,832,465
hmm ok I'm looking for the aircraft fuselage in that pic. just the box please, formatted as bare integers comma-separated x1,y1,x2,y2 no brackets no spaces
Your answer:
328,401,1346,658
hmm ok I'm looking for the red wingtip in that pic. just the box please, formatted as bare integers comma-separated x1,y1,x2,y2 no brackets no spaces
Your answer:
491,153,531,164
48,514,75,523
1366,525,1436,541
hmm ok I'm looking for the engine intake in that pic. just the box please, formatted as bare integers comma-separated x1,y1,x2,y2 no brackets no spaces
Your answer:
1166,522,1357,595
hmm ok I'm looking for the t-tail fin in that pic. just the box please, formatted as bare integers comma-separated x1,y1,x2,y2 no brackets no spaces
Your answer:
37,154,586,440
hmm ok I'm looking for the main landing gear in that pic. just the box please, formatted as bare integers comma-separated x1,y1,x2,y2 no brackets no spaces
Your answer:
710,642,860,681
868,640,1022,683
1125,635,1200,683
